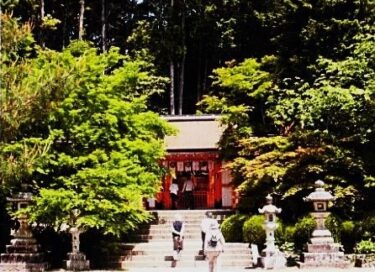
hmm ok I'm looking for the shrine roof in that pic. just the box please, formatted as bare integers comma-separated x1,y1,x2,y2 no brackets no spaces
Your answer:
164,115,224,151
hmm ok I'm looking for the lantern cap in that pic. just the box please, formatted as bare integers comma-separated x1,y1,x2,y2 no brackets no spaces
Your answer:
304,180,334,202
259,194,282,214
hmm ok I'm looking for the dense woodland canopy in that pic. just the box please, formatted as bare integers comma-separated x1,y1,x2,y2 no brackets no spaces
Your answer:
1,0,375,238
5,0,374,114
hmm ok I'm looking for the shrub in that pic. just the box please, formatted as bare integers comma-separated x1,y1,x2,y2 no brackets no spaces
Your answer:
277,222,298,266
277,224,296,246
362,215,375,240
220,214,249,242
274,219,285,245
284,225,296,243
324,215,360,253
270,219,291,245
355,239,375,254
243,215,266,249
293,215,316,251
340,220,356,253
325,214,342,242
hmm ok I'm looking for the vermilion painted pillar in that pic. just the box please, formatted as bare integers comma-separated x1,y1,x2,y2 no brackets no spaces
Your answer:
207,160,215,208
163,175,172,209
214,161,222,207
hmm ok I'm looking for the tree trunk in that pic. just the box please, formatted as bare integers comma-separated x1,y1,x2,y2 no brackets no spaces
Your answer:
40,0,45,48
196,4,203,105
169,0,176,115
62,4,67,48
78,0,85,40
170,61,176,115
178,2,186,115
202,56,208,92
178,53,185,115
359,0,368,19
101,0,106,52
40,0,45,19
0,5,2,51
196,41,202,104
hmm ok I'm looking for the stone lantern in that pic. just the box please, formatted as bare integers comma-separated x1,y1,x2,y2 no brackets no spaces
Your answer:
0,185,48,271
304,179,334,242
258,194,286,269
300,180,350,268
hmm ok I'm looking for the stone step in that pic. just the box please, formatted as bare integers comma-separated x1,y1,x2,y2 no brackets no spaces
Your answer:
150,219,224,225
148,210,233,223
0,262,49,272
134,234,203,240
122,258,252,268
307,243,341,252
138,224,202,230
150,209,232,216
1,252,45,263
121,210,250,269
127,252,251,261
298,261,351,269
6,244,40,253
134,229,202,237
137,226,202,232
123,242,250,249
129,248,251,255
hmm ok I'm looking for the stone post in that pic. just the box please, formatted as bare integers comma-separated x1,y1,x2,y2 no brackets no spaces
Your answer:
70,227,81,253
65,210,90,271
258,194,286,269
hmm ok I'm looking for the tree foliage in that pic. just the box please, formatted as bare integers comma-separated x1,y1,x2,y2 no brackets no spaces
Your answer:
200,23,375,220
1,0,375,233
0,14,174,236
5,0,373,114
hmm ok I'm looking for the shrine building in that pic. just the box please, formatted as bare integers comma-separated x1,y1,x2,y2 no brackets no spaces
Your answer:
156,115,234,209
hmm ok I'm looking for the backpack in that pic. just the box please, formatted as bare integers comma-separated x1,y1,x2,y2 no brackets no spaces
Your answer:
208,234,218,248
173,221,182,232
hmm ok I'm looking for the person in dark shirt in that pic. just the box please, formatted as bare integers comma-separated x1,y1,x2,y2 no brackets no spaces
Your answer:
182,173,194,209
171,214,185,260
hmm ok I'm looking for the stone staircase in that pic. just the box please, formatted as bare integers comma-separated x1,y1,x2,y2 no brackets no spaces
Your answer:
120,210,253,269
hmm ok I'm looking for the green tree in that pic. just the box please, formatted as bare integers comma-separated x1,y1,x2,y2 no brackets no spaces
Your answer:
1,14,174,235
200,24,375,220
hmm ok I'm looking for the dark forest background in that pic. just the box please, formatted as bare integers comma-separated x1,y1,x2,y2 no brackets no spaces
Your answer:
7,0,374,114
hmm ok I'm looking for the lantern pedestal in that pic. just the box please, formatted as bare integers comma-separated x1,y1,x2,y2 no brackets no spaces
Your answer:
300,241,348,268
65,252,90,271
301,223,347,268
261,247,287,270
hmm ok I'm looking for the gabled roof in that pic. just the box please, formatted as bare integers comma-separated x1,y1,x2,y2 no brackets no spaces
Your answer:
164,115,224,151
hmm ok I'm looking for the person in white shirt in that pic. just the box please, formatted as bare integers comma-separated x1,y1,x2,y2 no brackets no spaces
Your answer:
200,212,216,253
204,220,225,272
169,180,179,209
182,173,194,209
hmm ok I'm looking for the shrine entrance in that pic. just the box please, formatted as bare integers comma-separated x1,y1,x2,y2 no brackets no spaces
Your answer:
173,170,209,209
151,115,234,210
159,152,223,209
